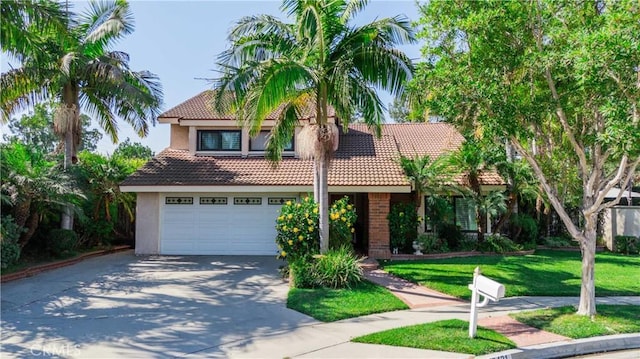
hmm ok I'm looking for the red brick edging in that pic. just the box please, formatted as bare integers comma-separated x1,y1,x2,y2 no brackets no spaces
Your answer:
1,245,132,283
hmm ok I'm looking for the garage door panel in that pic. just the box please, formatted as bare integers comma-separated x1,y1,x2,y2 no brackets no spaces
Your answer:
160,194,293,255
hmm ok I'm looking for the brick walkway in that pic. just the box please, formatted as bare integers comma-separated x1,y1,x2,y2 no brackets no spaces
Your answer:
478,315,570,347
363,269,464,308
363,265,574,349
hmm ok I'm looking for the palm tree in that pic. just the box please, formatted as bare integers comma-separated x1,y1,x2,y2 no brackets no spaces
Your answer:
214,0,415,253
398,154,462,232
1,143,84,248
1,0,163,230
447,139,490,241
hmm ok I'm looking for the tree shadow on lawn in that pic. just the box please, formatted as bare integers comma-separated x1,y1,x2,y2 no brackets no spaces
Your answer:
385,251,640,300
0,254,314,358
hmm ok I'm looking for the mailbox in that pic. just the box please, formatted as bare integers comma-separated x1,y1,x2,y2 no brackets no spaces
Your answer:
475,275,505,302
468,267,506,338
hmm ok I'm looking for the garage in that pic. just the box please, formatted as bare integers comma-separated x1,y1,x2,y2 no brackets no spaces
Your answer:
160,193,297,255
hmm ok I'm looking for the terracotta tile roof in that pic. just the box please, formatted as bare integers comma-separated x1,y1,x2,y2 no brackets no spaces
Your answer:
121,130,408,187
127,98,505,188
159,90,335,120
348,123,464,158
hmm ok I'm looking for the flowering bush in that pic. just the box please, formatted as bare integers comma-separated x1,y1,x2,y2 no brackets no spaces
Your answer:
329,196,357,249
387,202,420,252
275,197,319,262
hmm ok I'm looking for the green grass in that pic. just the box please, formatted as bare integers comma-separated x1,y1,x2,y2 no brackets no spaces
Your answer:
511,305,640,339
381,250,640,299
287,280,408,322
352,319,516,355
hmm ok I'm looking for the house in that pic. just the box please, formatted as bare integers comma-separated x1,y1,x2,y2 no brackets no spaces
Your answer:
120,91,504,258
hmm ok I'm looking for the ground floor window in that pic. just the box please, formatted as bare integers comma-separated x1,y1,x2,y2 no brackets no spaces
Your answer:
424,196,477,232
453,197,477,231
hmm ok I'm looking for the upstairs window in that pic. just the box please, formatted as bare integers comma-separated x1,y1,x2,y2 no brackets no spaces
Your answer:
198,130,241,151
250,131,293,151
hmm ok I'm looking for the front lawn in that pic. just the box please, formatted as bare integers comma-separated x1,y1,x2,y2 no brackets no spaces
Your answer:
381,250,640,299
511,305,640,339
287,280,408,322
352,319,516,355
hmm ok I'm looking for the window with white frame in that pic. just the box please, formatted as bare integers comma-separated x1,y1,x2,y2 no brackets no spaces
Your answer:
454,197,477,231
198,130,241,151
250,131,293,151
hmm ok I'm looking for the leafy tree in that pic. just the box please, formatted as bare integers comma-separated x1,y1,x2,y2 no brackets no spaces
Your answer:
388,97,411,123
3,104,58,153
214,0,415,253
1,0,163,230
3,104,103,153
113,138,154,160
412,0,640,316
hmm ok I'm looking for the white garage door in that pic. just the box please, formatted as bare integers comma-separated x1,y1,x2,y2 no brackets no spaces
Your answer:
160,193,296,255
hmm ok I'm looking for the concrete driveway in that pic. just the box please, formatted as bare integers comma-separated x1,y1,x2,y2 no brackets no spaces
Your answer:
0,251,316,358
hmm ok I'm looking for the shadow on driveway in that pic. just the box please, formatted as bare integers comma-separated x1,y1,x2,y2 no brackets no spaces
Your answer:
1,252,315,358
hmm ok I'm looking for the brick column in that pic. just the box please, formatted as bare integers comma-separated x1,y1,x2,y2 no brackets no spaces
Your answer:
368,192,391,259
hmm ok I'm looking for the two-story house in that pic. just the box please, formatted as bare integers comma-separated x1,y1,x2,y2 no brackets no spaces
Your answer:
120,90,504,258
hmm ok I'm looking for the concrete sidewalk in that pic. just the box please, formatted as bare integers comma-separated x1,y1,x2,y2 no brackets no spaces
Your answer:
208,296,640,358
356,265,640,359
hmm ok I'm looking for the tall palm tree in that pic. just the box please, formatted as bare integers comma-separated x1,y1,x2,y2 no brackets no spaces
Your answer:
1,0,163,230
215,0,415,253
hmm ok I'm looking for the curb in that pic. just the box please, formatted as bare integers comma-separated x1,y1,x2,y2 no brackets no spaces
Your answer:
477,333,640,359
1,245,132,283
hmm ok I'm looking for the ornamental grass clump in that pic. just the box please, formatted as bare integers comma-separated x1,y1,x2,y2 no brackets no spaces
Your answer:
313,247,363,289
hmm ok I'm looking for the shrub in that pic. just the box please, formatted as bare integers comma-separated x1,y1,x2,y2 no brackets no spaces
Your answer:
478,234,522,253
313,247,363,288
511,213,538,247
388,202,419,252
544,236,577,248
275,197,320,262
417,233,448,254
48,229,79,258
289,259,318,288
328,196,357,250
1,216,24,269
436,222,465,250
615,236,639,255
77,215,115,248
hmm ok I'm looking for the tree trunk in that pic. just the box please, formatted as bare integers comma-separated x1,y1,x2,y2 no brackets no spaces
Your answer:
313,162,319,202
18,211,40,248
577,214,597,317
318,156,329,253
59,84,80,231
493,192,516,234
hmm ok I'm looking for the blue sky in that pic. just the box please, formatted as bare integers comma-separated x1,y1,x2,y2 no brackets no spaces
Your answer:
3,0,425,154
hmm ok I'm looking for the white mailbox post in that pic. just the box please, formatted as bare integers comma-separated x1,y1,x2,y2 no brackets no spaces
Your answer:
468,266,505,338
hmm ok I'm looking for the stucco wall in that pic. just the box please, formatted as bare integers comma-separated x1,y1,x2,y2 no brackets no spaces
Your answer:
170,124,189,150
603,206,640,251
135,192,160,255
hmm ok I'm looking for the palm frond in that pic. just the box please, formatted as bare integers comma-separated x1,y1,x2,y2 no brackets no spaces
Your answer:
81,0,134,44
0,0,70,59
0,67,56,121
340,0,369,24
